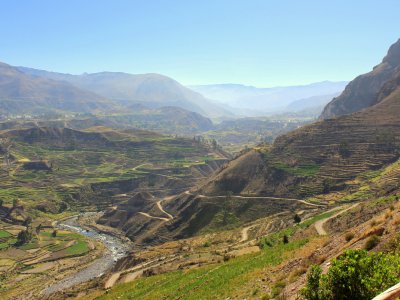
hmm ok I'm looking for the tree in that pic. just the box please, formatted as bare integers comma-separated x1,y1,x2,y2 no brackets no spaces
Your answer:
283,235,289,244
294,214,301,223
35,224,42,235
16,229,32,246
24,216,32,227
58,201,68,213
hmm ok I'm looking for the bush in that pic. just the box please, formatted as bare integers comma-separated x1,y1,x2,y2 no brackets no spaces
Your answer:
294,214,302,223
283,235,289,244
16,229,32,245
365,235,380,250
301,265,322,300
300,250,400,300
345,232,354,242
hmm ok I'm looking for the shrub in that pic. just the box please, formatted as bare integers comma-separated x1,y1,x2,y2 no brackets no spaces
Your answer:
16,229,32,245
294,214,302,223
300,265,322,300
283,235,289,244
365,235,380,250
345,232,354,242
300,250,400,300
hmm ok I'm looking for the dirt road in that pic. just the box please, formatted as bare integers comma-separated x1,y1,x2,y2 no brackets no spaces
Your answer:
314,204,359,235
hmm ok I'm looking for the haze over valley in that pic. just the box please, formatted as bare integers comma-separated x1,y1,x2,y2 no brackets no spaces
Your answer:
1,1,400,300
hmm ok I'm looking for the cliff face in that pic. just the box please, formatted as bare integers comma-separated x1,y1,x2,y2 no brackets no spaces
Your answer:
320,39,400,119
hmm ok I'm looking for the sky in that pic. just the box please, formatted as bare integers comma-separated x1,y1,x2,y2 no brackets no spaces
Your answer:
0,0,399,87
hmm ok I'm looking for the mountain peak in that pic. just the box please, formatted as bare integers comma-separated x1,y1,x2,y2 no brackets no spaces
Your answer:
320,38,400,119
382,38,400,67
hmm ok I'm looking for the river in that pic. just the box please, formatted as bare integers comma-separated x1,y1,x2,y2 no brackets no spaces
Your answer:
42,213,130,296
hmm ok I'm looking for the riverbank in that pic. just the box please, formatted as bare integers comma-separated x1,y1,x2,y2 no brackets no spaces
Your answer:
42,213,131,296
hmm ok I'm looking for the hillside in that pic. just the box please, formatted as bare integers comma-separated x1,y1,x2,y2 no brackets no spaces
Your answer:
0,105,214,135
0,62,114,114
321,38,400,119
102,39,400,245
0,125,229,213
200,41,400,200
82,161,400,300
17,68,231,119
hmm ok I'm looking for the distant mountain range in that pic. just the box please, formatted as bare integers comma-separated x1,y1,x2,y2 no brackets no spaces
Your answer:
0,60,349,120
17,67,231,118
190,81,348,116
0,62,114,114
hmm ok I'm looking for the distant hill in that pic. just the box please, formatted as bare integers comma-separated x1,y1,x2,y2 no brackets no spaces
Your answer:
0,105,214,135
321,38,400,119
190,81,347,115
286,93,340,113
18,67,231,119
0,62,114,114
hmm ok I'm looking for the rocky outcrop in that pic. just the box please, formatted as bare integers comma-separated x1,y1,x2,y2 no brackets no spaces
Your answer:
320,39,400,119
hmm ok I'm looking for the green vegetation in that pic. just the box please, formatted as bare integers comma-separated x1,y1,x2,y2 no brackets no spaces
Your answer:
0,230,11,238
301,250,400,300
299,210,340,229
65,240,89,255
16,229,33,246
364,235,380,250
0,126,223,214
262,152,320,177
99,238,309,300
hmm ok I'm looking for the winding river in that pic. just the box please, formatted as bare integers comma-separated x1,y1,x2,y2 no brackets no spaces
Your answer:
42,213,130,296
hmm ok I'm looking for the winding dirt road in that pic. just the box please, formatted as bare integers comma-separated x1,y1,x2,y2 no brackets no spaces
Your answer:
314,203,359,235
156,200,173,219
137,197,174,221
184,190,325,207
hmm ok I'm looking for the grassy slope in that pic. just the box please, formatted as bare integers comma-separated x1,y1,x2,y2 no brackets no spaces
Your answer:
99,239,308,300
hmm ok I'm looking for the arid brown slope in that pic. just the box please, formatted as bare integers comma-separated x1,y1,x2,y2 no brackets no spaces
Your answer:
202,82,400,198
201,44,400,199
321,39,400,119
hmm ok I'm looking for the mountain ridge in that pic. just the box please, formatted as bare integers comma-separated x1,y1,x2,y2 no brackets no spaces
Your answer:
17,66,231,118
320,38,400,119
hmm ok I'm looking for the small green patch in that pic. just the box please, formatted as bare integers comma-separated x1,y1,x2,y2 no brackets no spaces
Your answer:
0,230,11,238
65,240,89,255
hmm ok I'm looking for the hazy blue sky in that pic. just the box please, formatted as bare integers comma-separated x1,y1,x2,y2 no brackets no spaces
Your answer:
1,0,399,87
